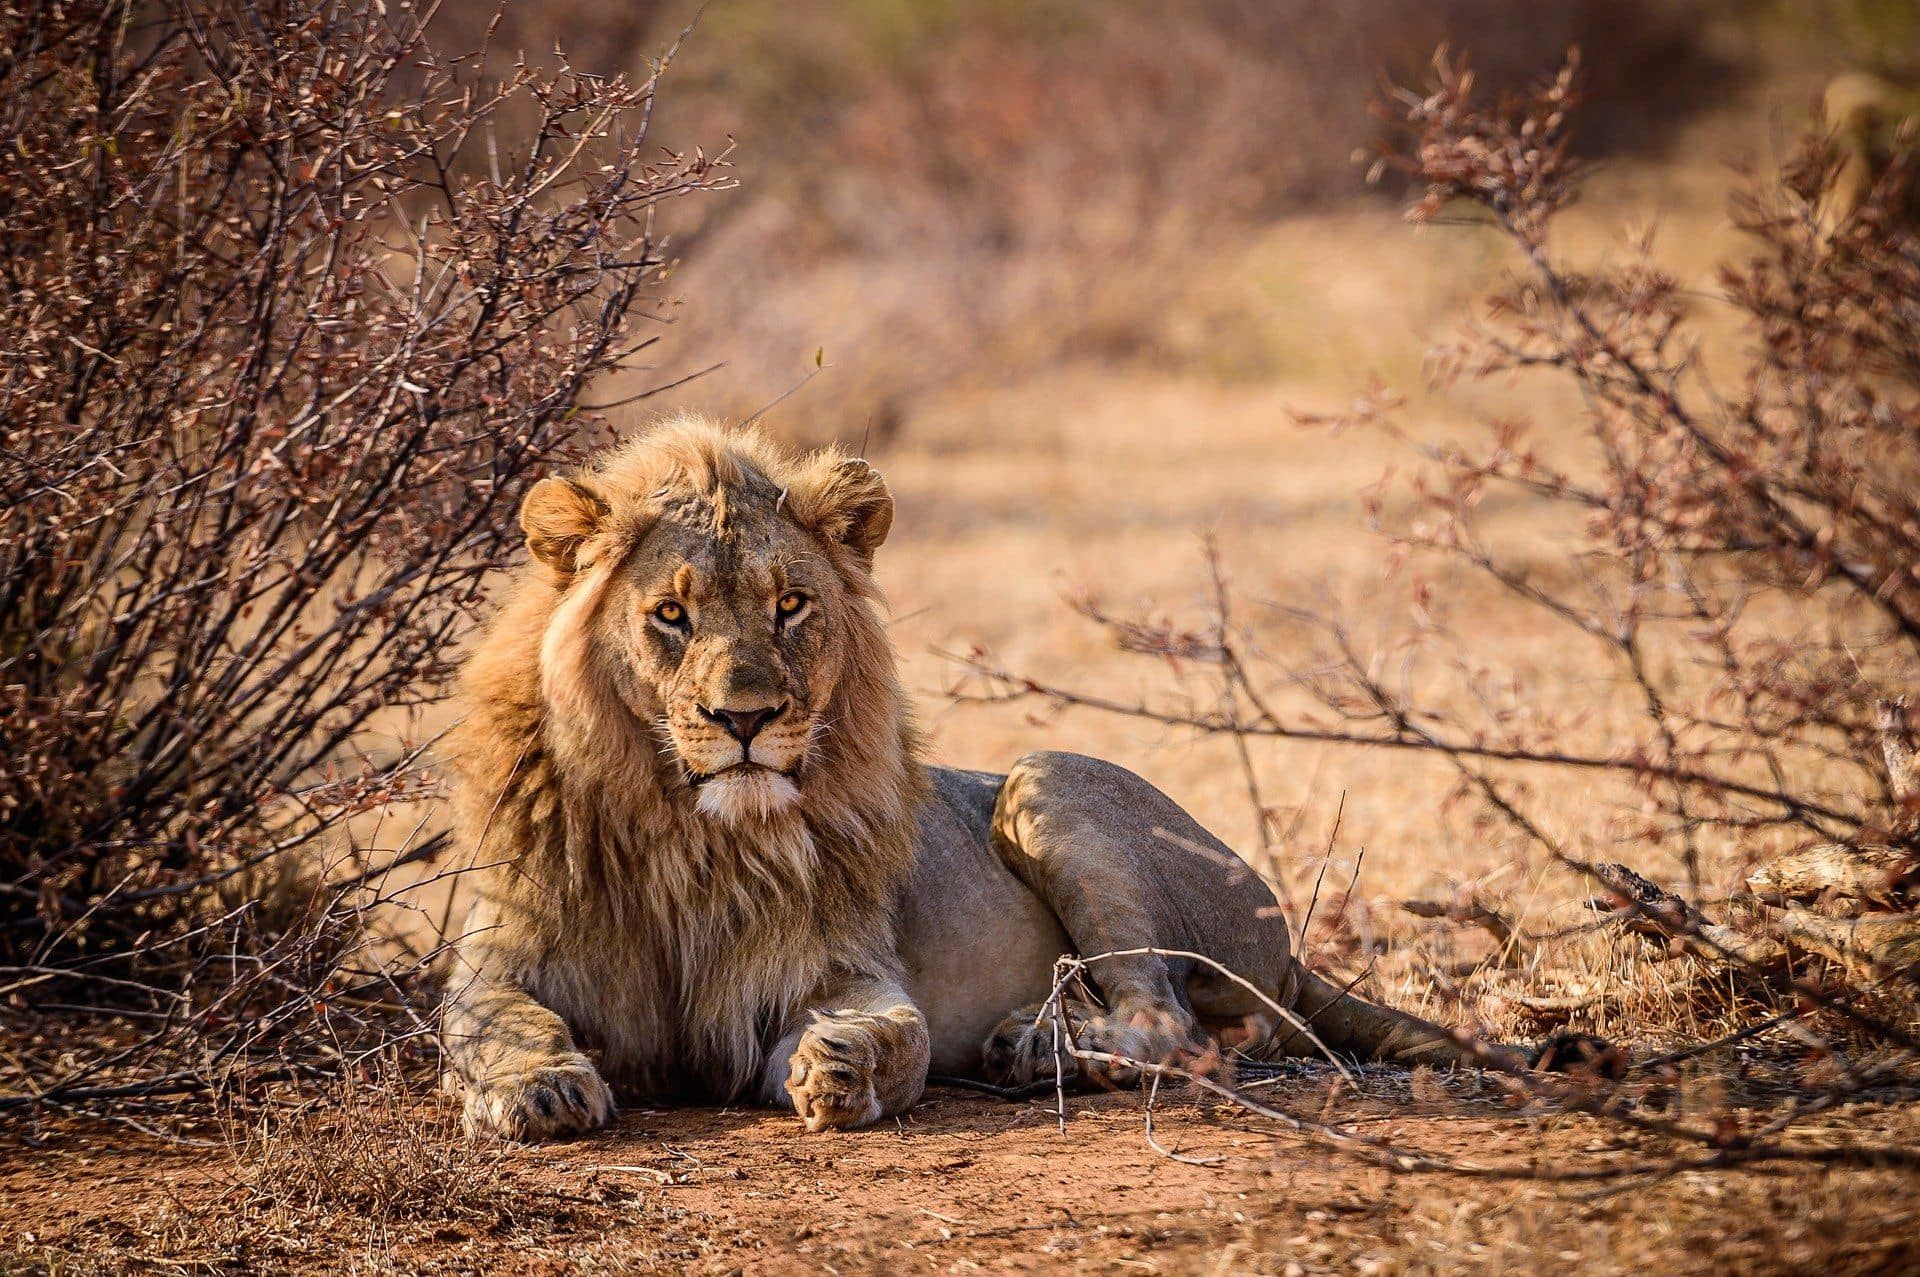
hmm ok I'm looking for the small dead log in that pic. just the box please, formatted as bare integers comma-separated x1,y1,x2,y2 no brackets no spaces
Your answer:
1735,703,1920,918
1593,862,1920,986
1746,842,1918,909
1588,862,1788,972
1777,907,1920,977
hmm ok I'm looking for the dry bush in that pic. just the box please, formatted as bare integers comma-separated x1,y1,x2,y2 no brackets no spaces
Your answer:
170,1087,517,1263
0,0,724,1125
957,51,1920,1079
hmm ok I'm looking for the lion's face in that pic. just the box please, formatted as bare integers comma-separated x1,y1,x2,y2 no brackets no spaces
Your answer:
520,425,895,826
611,507,851,822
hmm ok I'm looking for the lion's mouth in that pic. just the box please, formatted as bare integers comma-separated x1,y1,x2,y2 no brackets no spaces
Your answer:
688,761,796,787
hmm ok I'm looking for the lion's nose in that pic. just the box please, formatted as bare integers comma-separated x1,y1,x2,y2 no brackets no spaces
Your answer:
701,703,786,745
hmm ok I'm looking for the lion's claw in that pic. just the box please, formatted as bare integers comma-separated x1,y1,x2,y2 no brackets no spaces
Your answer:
463,1054,615,1141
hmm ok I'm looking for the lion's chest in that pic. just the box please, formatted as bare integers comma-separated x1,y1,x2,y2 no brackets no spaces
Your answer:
518,782,898,1102
528,890,839,1102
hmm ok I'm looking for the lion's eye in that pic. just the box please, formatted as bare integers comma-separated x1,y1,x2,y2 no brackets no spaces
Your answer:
652,600,689,629
776,591,810,625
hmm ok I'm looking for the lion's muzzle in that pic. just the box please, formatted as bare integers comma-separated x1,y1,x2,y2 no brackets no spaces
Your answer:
673,699,813,822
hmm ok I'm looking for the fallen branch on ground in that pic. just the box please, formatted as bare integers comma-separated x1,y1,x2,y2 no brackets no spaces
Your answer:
1403,894,1529,965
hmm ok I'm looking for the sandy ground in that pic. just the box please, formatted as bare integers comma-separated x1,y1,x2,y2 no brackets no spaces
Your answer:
9,1080,1920,1275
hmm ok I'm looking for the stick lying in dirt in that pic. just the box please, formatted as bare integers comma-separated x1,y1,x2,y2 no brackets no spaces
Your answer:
1775,909,1920,977
1593,861,1920,979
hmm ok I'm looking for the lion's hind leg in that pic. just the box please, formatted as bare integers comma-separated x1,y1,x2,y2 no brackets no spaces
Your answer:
984,750,1537,1081
985,751,1299,1084
982,996,1208,1089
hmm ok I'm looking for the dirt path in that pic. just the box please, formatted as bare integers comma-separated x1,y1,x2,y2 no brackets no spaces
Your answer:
9,1081,1920,1274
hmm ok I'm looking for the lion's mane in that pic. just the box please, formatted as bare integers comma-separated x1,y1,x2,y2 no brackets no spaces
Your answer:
448,419,926,1098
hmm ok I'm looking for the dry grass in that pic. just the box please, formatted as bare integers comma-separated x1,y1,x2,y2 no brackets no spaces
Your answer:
155,1092,516,1267
5,1083,665,1274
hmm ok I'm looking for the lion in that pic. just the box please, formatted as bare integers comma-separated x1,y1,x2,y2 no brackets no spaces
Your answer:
442,416,1561,1140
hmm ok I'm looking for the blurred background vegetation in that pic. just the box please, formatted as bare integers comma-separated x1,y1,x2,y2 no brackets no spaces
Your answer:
398,3,1920,920
431,0,1917,440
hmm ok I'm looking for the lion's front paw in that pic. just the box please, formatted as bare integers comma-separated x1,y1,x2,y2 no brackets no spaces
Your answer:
786,1007,929,1133
786,1012,886,1132
463,1054,616,1142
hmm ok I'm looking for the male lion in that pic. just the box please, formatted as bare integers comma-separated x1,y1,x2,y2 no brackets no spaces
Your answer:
444,417,1550,1139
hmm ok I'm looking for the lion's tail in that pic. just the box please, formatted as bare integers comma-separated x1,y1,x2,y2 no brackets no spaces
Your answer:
1268,960,1528,1072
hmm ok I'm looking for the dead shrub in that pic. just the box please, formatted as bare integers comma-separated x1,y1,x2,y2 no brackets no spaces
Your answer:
7,1073,664,1273
0,0,725,1124
205,1087,513,1243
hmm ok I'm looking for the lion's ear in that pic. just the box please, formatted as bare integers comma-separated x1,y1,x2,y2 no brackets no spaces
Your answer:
521,476,609,576
791,456,893,565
